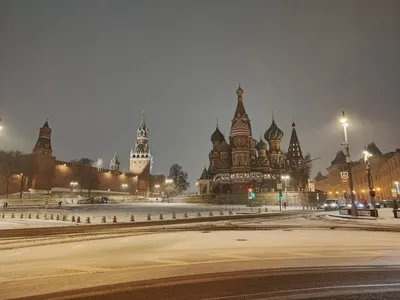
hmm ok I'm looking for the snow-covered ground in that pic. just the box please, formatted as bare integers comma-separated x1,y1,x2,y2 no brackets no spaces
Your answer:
1,229,400,299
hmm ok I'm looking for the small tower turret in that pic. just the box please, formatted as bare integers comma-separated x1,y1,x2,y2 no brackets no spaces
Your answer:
110,152,120,171
32,120,52,156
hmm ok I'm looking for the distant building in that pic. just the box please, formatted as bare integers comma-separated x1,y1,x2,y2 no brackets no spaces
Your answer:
314,142,400,200
0,119,155,196
197,86,307,195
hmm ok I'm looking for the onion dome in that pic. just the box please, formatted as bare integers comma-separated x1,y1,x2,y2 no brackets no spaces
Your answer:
211,126,224,142
230,119,250,138
236,85,243,97
264,119,284,141
218,139,231,152
256,137,267,150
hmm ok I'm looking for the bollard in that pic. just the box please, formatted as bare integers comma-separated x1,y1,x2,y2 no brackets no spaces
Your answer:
1,213,4,218
85,217,90,224
50,214,54,220
229,210,233,215
147,213,151,221
71,216,76,222
197,212,201,217
101,216,106,223
184,212,188,218
20,213,23,219
11,213,15,218
159,213,163,220
62,215,67,221
56,214,60,220
209,211,213,217
172,212,176,219
113,216,117,223
394,210,398,218
76,216,81,223
36,213,40,219
28,213,31,219
130,215,134,222
219,211,223,216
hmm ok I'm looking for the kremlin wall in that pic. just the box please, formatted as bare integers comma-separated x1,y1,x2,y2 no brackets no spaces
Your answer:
0,121,152,197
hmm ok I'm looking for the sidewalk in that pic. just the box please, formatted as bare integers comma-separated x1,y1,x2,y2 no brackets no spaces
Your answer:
328,208,400,225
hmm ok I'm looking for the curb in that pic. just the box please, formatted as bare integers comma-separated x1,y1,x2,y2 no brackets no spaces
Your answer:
328,214,377,220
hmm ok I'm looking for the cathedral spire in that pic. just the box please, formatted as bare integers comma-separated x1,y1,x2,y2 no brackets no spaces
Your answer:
32,120,52,156
233,85,247,118
287,120,303,167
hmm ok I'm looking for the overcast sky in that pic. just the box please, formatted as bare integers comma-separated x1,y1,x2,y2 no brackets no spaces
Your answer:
1,0,399,189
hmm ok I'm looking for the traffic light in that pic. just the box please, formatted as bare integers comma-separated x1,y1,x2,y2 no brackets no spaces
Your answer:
248,188,255,200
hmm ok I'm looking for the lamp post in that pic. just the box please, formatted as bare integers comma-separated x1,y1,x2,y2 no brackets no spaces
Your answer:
19,173,24,199
363,148,377,217
121,183,128,202
281,175,290,206
340,111,358,216
394,181,399,210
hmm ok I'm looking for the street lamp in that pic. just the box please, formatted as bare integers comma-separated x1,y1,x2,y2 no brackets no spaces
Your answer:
281,175,290,206
394,181,399,210
121,184,128,201
340,111,358,216
363,148,377,217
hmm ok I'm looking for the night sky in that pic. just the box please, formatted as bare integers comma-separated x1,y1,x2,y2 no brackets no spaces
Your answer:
1,0,399,190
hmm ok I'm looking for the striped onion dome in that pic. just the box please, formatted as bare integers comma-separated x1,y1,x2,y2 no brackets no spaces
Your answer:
264,119,284,141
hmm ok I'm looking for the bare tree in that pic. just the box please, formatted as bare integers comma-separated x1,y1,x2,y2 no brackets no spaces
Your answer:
71,166,100,198
169,164,190,194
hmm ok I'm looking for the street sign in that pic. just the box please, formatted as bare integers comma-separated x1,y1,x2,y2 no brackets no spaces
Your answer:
342,179,348,185
277,183,282,190
392,189,398,198
340,172,348,180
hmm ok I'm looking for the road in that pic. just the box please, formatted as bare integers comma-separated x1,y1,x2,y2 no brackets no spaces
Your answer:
1,229,400,299
21,266,400,299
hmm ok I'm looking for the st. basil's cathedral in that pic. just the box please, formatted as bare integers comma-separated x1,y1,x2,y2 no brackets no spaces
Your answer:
197,86,305,195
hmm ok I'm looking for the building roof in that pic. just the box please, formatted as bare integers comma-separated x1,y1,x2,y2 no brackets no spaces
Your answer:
331,150,347,165
366,142,382,156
